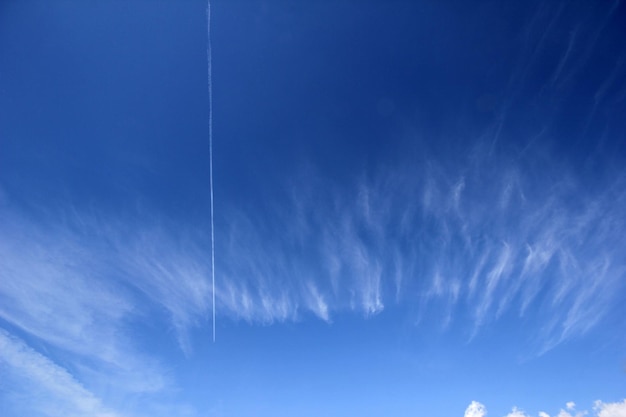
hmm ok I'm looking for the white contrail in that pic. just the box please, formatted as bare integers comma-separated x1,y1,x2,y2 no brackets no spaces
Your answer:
207,0,215,342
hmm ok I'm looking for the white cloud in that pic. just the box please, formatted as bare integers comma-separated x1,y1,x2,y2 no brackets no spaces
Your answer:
475,241,513,326
2,137,625,401
0,207,216,415
119,226,213,354
505,407,530,417
304,281,330,322
465,401,487,417
595,400,626,417
465,400,626,417
0,329,121,417
0,210,166,393
557,407,589,417
211,150,626,354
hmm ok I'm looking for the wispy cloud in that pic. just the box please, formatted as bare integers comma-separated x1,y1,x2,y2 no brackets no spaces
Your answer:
0,210,167,392
119,226,213,354
0,329,121,417
0,205,216,415
213,139,626,353
4,133,622,370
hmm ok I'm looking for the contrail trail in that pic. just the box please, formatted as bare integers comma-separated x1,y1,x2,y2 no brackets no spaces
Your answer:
207,0,215,343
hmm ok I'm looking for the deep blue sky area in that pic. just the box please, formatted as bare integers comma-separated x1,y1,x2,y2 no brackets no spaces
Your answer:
1,1,626,417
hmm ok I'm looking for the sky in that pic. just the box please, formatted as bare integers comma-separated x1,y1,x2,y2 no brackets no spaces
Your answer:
1,0,626,416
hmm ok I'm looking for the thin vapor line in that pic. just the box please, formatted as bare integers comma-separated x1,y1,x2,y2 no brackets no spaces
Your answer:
207,0,215,343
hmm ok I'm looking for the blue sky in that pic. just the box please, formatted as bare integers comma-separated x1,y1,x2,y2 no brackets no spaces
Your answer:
1,1,626,416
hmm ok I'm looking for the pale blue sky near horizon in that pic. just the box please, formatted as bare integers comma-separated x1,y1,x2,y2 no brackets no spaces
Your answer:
1,1,626,417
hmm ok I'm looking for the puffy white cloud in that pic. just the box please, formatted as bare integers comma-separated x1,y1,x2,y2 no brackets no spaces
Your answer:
465,400,626,417
595,400,626,417
505,407,530,417
465,401,487,417
557,403,587,417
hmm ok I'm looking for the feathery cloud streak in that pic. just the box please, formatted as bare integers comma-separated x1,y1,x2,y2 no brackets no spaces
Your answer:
2,136,624,376
215,141,626,352
0,206,210,415
0,329,121,417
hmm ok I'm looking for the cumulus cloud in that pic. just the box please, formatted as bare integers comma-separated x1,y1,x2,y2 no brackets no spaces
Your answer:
557,403,588,417
595,400,626,417
465,400,626,417
465,401,487,417
505,407,530,417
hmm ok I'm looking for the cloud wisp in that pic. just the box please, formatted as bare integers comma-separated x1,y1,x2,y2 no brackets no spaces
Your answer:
2,135,624,417
0,206,217,416
214,140,626,352
0,329,121,417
